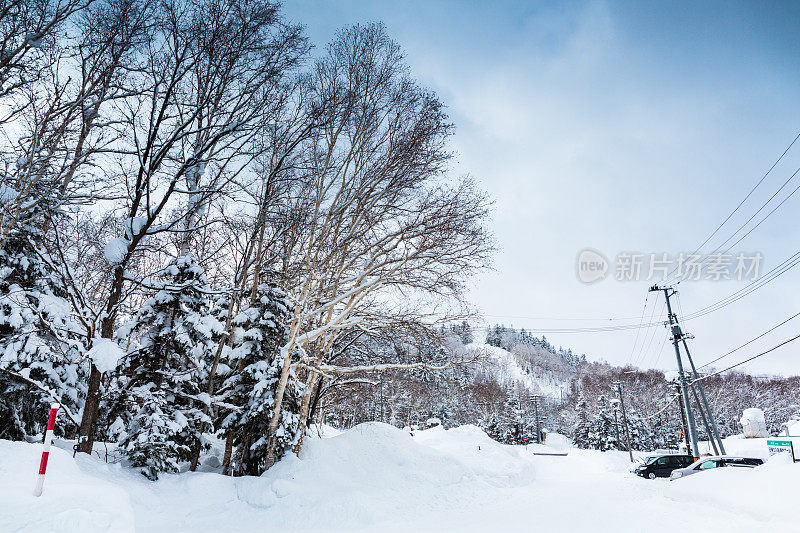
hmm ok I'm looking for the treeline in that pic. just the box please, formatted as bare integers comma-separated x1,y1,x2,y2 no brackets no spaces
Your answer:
0,0,493,480
317,324,800,452
566,363,800,451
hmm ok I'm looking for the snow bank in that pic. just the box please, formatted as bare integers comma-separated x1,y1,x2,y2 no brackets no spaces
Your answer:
234,422,536,530
412,424,536,486
665,453,799,524
308,423,343,438
0,440,134,532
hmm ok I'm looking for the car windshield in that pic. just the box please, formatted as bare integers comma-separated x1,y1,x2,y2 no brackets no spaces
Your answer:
699,460,718,470
645,457,659,465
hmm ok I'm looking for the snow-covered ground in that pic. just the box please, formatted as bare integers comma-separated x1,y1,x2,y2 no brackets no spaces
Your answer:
2,424,797,532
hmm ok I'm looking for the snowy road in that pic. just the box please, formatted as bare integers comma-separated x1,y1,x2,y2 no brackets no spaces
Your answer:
2,425,796,532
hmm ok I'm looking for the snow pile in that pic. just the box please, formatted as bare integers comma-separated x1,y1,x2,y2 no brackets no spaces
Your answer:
412,424,536,486
86,338,124,373
665,453,799,524
0,424,790,532
0,440,134,532
234,422,535,530
739,408,769,438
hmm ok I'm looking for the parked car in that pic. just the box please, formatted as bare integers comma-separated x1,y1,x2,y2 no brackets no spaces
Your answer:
634,454,695,479
669,455,764,480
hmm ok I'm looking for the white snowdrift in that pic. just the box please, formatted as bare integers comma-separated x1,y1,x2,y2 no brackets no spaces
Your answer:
0,440,134,533
238,422,536,529
410,424,536,486
0,424,794,532
665,453,799,523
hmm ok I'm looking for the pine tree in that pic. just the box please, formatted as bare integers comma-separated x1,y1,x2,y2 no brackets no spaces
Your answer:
625,407,654,451
482,412,505,443
457,321,473,345
573,395,591,448
219,282,303,476
589,395,618,451
0,191,83,440
114,255,222,480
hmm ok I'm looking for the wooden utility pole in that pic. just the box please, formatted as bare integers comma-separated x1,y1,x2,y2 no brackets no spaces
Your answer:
532,396,542,444
675,384,691,456
613,381,634,462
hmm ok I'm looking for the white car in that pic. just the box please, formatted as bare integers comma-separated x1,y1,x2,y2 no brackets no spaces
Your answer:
669,455,764,480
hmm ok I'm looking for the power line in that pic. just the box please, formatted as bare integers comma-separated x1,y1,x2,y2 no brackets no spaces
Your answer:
639,395,678,420
651,330,670,367
627,294,650,364
665,132,800,282
634,300,665,367
697,311,800,370
693,333,800,383
683,251,800,320
470,320,666,334
700,167,800,256
481,314,642,322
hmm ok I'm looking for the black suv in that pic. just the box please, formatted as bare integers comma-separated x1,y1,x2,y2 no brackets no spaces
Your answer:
634,454,695,479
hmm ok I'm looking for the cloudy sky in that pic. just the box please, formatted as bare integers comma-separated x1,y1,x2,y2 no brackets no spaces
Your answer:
286,1,800,375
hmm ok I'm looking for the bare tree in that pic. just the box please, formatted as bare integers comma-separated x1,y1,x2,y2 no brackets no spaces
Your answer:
74,0,307,453
263,23,494,465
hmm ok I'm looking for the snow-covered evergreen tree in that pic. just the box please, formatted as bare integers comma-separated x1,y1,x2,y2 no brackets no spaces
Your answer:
0,191,83,439
572,395,591,448
219,282,302,475
588,395,618,451
482,413,506,443
625,407,654,451
114,255,222,480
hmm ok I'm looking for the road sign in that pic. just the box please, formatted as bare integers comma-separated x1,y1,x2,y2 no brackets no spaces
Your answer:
767,439,797,462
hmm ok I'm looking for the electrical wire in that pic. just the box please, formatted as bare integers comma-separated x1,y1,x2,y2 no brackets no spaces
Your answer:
683,166,800,272
683,250,800,320
639,396,678,420
696,311,800,370
664,132,800,282
627,294,650,364
634,300,665,367
692,333,800,383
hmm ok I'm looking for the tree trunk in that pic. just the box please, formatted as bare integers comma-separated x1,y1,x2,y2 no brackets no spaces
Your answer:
77,364,101,453
307,377,325,426
292,371,319,455
189,441,201,472
222,431,234,475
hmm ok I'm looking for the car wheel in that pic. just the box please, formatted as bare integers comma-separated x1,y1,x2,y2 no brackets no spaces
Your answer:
648,472,656,480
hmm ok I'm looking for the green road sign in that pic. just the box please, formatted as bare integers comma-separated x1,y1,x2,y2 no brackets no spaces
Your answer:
767,439,796,461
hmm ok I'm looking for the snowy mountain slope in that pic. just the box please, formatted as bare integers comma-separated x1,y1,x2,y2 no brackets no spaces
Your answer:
466,343,571,398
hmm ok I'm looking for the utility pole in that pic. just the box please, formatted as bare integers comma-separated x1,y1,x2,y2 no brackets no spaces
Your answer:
681,338,726,455
675,383,691,455
532,395,542,444
613,381,634,462
612,402,622,450
379,378,384,423
650,285,700,459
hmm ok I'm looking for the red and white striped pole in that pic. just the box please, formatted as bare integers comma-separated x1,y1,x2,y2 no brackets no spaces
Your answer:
33,403,59,497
